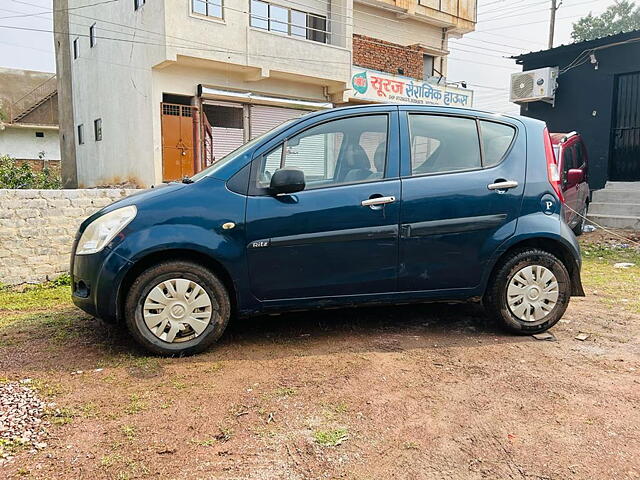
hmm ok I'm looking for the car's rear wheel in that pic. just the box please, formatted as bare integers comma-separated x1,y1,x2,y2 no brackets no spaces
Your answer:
484,249,571,334
124,261,230,356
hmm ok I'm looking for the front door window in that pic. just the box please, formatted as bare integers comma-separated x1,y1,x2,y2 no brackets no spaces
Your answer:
255,114,388,191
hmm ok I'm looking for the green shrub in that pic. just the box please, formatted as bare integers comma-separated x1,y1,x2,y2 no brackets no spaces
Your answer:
0,154,61,189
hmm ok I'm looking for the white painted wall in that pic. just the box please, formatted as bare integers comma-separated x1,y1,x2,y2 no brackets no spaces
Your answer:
163,0,352,83
0,126,60,161
353,4,443,49
69,0,167,187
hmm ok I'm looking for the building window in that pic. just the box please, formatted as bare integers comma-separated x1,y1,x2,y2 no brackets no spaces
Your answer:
250,0,328,44
134,0,145,10
35,131,44,138
89,23,96,47
73,38,79,59
94,118,102,141
423,54,434,80
78,124,84,145
192,0,223,19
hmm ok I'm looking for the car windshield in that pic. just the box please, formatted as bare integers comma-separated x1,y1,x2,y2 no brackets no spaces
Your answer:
552,145,560,161
190,118,298,182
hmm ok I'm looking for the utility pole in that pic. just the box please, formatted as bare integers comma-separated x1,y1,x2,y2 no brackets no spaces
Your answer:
548,0,562,49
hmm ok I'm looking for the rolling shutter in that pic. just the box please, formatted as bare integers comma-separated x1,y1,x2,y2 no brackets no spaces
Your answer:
212,127,244,160
250,105,306,139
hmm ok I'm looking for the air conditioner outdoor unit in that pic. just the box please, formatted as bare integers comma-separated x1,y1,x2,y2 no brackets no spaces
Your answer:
510,67,558,104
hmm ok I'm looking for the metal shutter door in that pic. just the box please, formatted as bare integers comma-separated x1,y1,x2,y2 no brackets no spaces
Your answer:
212,127,244,161
285,135,332,180
250,105,306,139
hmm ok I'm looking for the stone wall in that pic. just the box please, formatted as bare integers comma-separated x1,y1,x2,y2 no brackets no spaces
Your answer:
0,189,138,286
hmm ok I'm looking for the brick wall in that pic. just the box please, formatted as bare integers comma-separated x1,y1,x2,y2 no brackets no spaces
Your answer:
353,34,427,80
15,159,62,173
0,189,138,286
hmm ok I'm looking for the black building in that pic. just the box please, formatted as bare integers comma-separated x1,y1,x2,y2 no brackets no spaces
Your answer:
513,30,640,189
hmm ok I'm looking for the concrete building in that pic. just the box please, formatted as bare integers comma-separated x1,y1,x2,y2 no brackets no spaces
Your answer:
55,0,476,187
0,68,60,168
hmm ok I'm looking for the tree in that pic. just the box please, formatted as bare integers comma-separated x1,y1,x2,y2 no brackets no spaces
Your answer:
571,0,640,42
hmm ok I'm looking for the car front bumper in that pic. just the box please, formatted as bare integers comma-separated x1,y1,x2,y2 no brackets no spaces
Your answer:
71,247,133,323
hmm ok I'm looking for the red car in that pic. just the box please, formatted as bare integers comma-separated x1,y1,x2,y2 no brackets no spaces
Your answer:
551,132,590,235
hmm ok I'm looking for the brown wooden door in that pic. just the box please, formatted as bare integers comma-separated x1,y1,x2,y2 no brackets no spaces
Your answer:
161,103,196,181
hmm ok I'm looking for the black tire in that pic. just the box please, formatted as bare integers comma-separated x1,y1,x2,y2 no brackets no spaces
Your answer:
124,261,231,356
484,249,571,335
571,203,588,236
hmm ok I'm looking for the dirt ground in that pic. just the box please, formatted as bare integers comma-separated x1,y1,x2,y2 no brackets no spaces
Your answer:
1,231,639,480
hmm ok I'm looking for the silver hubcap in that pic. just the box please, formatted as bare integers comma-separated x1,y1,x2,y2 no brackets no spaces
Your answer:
143,278,213,343
507,265,559,323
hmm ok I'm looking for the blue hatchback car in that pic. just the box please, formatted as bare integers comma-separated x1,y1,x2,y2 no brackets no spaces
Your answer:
71,105,584,355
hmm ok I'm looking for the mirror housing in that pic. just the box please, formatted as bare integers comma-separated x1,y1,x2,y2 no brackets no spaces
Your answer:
270,168,305,195
567,168,584,186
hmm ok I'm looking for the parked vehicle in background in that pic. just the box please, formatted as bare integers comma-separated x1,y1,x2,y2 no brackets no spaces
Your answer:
551,132,590,235
71,105,585,355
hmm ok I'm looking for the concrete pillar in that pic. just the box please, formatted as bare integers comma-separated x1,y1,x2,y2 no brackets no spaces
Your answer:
53,0,78,188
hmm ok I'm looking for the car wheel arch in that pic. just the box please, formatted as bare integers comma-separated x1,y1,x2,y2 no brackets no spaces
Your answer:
116,248,238,323
484,236,585,298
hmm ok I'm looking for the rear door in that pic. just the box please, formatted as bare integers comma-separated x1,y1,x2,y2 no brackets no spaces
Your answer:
398,110,526,292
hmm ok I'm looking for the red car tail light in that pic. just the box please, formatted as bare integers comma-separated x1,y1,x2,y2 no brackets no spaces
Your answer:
544,127,564,203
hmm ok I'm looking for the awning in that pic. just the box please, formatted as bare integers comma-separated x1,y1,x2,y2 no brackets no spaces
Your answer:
198,85,333,111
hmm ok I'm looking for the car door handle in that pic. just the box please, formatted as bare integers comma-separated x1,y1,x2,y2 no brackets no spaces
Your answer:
487,180,519,191
361,196,396,207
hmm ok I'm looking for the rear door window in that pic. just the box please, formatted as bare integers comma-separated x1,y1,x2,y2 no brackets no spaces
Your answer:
408,115,481,175
479,120,516,167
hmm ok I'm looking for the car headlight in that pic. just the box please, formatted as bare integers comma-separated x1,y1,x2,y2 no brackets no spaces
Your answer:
76,205,137,255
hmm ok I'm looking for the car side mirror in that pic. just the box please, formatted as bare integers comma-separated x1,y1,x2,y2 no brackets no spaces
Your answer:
567,168,584,186
269,167,305,195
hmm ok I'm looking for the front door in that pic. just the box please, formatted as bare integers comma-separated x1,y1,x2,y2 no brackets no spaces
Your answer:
398,111,526,292
161,103,196,181
246,111,400,301
611,72,640,181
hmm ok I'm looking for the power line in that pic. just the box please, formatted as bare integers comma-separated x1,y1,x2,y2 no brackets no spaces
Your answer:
0,0,119,20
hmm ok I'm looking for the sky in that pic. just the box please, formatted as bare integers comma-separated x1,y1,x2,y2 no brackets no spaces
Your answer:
0,0,616,112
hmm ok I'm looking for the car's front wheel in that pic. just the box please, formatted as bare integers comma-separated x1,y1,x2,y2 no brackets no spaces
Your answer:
484,249,571,334
124,261,231,355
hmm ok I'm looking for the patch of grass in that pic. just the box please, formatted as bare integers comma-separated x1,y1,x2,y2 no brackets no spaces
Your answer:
0,283,71,314
46,407,75,426
100,453,123,468
0,438,26,457
124,393,148,415
121,424,137,441
79,402,99,418
118,355,163,378
30,378,64,398
274,386,296,397
215,426,234,442
580,243,640,313
403,441,419,450
192,438,216,447
313,428,349,447
172,380,187,390
203,361,224,373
